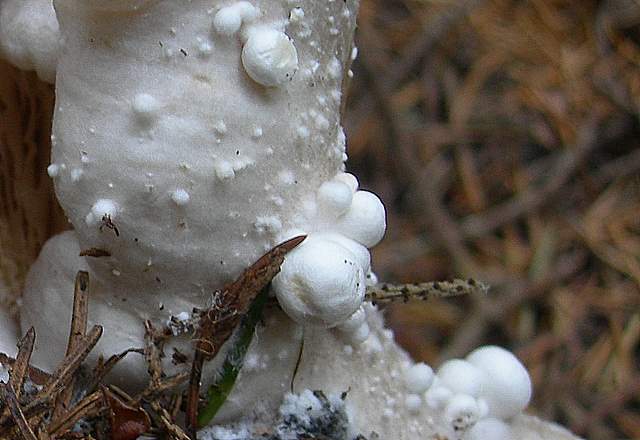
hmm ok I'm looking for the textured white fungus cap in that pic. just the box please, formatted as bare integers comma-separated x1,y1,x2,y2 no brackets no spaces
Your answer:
273,236,365,327
466,345,532,419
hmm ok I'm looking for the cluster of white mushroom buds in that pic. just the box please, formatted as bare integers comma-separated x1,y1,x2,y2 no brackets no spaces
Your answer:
274,172,385,342
403,345,533,439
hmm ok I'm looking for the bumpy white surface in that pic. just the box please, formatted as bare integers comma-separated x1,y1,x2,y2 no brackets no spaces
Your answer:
23,0,361,380
0,0,60,82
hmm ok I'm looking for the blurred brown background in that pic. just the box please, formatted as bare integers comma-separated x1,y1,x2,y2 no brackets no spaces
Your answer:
344,1,640,439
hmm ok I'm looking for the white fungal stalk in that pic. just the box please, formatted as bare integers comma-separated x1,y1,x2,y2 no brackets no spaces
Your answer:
0,1,583,439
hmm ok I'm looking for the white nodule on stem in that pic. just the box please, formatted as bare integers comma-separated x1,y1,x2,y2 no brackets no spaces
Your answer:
85,199,118,226
466,345,532,419
334,190,386,248
465,418,511,440
405,394,422,414
132,93,161,123
445,394,481,432
170,188,190,206
334,172,359,194
315,232,370,274
317,180,353,217
273,236,365,327
241,28,298,87
405,362,434,394
213,2,258,36
47,163,60,178
436,359,487,399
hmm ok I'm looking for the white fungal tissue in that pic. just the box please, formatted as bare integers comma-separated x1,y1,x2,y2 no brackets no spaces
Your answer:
241,28,298,87
272,235,365,327
271,172,386,342
410,345,534,434
85,199,118,226
0,0,61,82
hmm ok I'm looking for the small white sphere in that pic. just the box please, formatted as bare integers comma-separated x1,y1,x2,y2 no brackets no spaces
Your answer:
336,306,366,333
444,394,481,432
86,199,118,226
465,418,511,440
171,188,190,206
344,322,370,345
241,28,298,87
272,237,365,327
47,163,60,178
466,345,532,419
335,191,386,248
425,385,453,410
405,362,434,394
436,359,487,398
405,394,422,414
317,180,353,216
213,7,242,35
316,232,370,274
132,93,160,121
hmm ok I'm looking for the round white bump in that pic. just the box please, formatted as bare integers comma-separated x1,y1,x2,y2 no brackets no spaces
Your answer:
465,418,511,440
466,345,532,419
317,180,353,216
171,189,190,206
405,362,434,394
436,359,486,398
273,236,365,327
334,191,386,248
241,28,298,87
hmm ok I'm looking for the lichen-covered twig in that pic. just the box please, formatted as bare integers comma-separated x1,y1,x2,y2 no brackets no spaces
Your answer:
366,279,489,304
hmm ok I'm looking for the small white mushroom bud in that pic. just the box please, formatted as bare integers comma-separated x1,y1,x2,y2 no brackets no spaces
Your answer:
404,394,422,414
272,236,365,327
436,359,487,398
315,232,370,275
334,172,359,194
317,179,353,217
464,418,512,440
444,394,481,432
131,93,160,123
85,199,118,226
466,345,532,419
336,305,366,333
241,28,298,87
405,362,434,394
334,190,386,248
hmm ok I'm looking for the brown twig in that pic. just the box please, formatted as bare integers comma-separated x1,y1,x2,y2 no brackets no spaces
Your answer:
185,235,306,438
